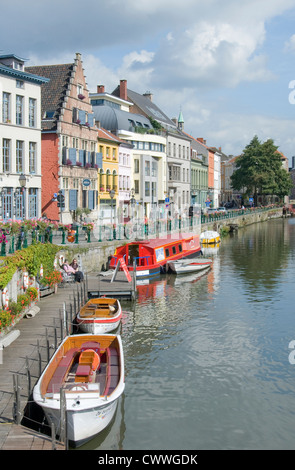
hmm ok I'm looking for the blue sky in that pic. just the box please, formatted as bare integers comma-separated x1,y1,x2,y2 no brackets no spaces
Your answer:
2,0,295,163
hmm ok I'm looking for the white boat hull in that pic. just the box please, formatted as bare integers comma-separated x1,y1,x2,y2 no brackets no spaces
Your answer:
77,319,121,334
42,396,119,447
168,258,212,274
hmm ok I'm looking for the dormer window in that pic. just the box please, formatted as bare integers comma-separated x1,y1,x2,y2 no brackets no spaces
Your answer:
13,61,24,71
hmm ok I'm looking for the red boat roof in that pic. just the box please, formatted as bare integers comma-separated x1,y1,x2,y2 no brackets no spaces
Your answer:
126,233,198,249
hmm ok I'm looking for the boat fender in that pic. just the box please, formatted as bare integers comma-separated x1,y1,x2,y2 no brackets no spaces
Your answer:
2,288,9,309
23,272,29,289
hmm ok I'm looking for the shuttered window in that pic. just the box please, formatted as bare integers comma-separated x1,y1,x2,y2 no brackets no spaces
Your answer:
69,189,78,210
78,109,86,125
68,148,77,165
88,190,95,210
87,113,94,127
96,152,103,168
79,149,86,166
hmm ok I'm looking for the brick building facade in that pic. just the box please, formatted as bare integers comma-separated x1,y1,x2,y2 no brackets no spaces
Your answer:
26,53,101,223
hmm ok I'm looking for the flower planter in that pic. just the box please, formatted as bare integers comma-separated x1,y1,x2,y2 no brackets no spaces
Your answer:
0,300,38,338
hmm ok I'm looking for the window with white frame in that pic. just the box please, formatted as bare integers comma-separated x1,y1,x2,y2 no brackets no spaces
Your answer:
62,135,68,147
145,181,150,196
28,188,38,218
2,92,11,123
16,140,24,173
16,95,23,125
2,139,11,172
77,84,83,97
29,142,36,173
145,161,150,176
29,98,36,127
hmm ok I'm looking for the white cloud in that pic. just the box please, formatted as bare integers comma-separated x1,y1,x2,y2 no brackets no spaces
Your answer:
284,34,295,52
3,0,295,160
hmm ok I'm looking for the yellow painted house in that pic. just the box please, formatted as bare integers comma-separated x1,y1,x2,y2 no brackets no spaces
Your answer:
97,127,121,221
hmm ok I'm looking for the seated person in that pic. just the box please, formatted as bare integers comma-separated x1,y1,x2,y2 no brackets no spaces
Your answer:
70,258,84,283
62,259,83,283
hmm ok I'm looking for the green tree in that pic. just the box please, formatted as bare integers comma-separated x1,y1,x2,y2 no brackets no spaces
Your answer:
231,135,292,205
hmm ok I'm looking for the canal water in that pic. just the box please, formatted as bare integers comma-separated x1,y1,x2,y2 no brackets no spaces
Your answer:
81,217,295,450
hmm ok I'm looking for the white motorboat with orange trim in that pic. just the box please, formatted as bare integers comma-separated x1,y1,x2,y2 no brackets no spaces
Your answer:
33,333,124,448
76,297,122,334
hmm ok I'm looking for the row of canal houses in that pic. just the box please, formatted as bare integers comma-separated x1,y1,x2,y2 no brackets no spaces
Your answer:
0,52,289,225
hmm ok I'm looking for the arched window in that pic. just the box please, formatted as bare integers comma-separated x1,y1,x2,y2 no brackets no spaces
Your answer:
106,169,111,191
112,170,117,191
99,169,104,192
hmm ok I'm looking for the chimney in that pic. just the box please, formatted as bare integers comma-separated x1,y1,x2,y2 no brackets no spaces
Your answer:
143,91,153,101
120,79,127,101
97,85,105,93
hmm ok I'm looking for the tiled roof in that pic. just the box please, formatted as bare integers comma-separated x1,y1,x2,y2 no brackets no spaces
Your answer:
25,63,73,131
97,127,125,143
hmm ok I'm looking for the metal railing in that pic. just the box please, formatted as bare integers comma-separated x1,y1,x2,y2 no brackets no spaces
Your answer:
0,205,283,253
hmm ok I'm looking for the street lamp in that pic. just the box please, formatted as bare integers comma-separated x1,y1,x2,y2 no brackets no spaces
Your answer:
19,173,26,187
17,173,27,220
129,188,136,221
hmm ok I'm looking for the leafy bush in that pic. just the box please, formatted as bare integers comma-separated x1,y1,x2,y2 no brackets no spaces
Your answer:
0,243,61,290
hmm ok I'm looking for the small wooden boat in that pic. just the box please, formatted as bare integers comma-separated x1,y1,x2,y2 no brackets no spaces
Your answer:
168,257,212,274
33,333,124,448
109,233,202,279
200,230,220,244
76,298,122,334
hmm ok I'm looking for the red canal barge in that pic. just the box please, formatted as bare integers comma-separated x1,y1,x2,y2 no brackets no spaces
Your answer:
109,233,201,279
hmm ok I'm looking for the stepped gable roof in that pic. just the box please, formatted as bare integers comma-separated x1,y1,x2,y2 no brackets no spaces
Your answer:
25,63,73,131
93,105,152,133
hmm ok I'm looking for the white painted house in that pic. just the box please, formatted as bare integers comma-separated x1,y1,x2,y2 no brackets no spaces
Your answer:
0,54,48,220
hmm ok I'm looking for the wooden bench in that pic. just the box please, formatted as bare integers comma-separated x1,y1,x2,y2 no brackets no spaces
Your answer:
104,347,120,396
47,348,78,393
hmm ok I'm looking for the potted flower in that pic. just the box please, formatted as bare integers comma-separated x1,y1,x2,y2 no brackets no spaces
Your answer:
78,94,85,100
66,159,72,166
